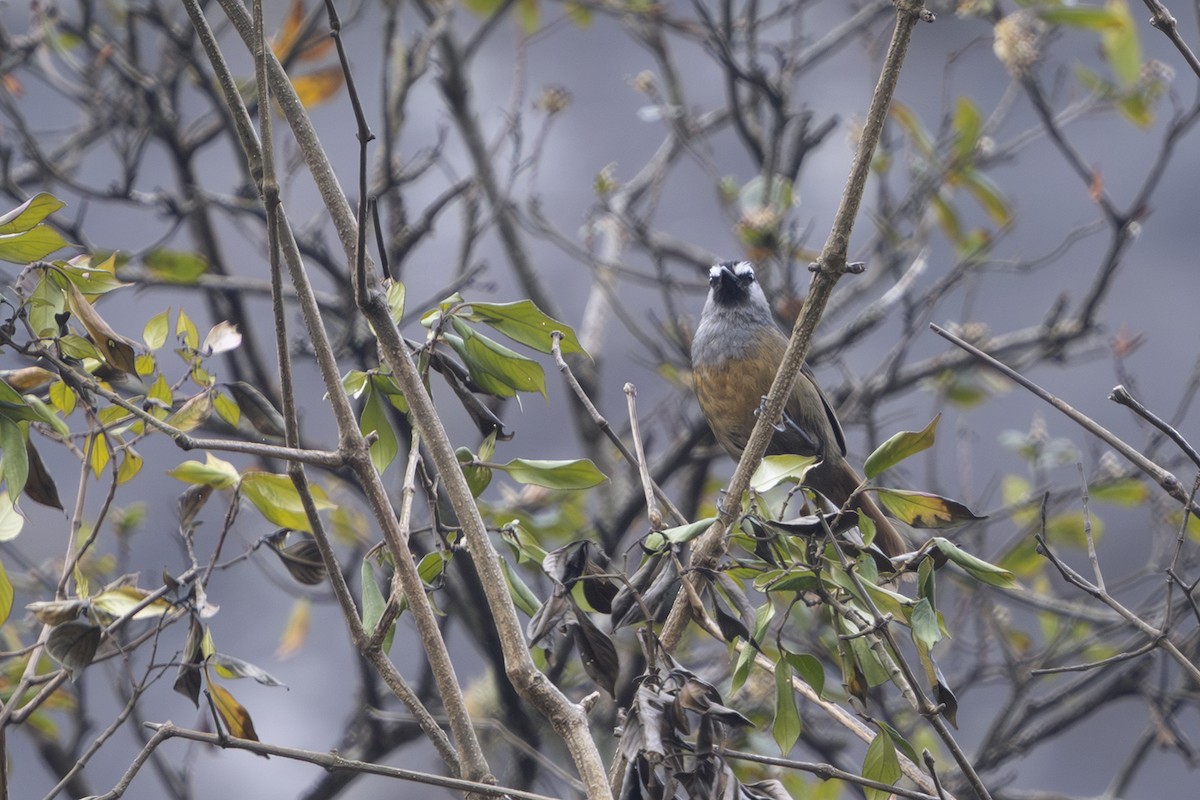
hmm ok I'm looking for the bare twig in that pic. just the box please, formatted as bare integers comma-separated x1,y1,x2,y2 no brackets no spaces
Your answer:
81,722,560,800
931,323,1197,515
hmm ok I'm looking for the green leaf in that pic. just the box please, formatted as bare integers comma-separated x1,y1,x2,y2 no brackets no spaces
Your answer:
58,253,130,295
241,473,335,533
342,369,369,398
909,597,942,650
57,334,102,362
0,378,42,423
416,551,447,585
750,454,819,492
449,319,547,398
500,556,542,617
360,557,394,651
642,516,717,551
28,271,66,337
494,458,607,490
143,249,209,283
772,655,801,754
784,651,825,698
932,537,1016,587
168,452,241,488
457,446,492,498
45,620,101,679
878,721,921,765
873,487,986,528
0,418,29,500
864,414,940,479
360,380,398,474
863,729,902,800
384,279,405,324
464,299,586,357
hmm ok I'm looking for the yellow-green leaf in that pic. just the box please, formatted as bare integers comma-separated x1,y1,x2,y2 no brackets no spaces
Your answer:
143,309,171,350
0,559,12,626
166,391,212,433
864,414,940,479
88,434,110,477
91,586,172,620
241,472,334,532
176,308,199,351
116,447,143,484
168,452,240,489
0,192,65,234
873,487,985,528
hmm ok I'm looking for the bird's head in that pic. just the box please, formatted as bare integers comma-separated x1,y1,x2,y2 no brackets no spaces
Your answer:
705,261,771,315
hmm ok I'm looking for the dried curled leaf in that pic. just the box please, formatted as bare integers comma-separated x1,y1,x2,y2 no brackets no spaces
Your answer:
63,280,138,376
270,532,327,586
208,681,260,741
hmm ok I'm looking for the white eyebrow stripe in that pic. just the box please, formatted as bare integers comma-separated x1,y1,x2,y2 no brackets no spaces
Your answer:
732,261,755,277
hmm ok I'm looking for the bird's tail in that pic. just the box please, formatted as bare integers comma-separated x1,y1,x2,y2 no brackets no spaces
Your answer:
851,492,907,559
807,456,908,558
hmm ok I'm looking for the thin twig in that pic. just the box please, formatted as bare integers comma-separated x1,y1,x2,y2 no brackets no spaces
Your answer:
931,323,1197,515
80,722,559,800
551,333,687,527
624,382,663,530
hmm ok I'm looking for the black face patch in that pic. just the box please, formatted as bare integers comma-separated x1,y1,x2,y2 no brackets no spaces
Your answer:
710,262,756,304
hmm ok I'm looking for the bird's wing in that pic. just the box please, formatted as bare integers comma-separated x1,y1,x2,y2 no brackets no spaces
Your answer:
798,364,847,457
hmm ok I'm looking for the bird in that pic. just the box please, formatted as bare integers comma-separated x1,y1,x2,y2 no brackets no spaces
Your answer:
690,260,907,558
